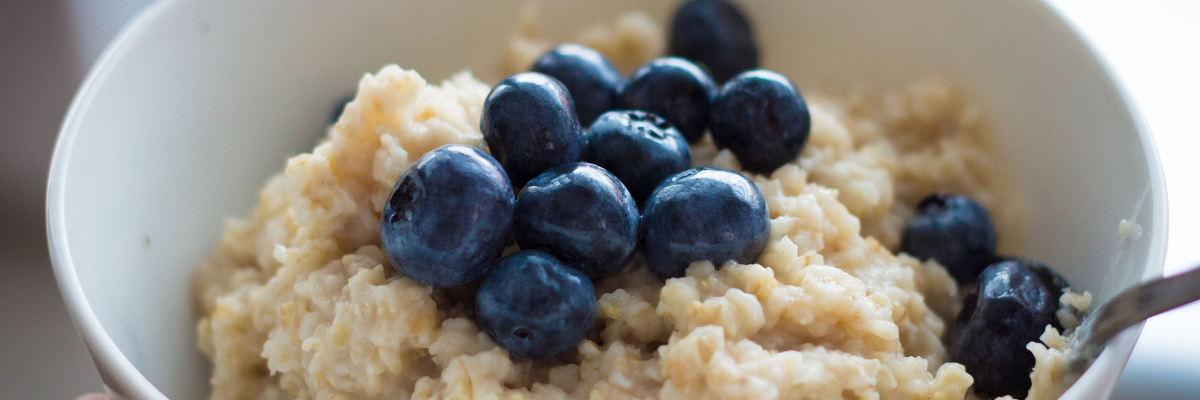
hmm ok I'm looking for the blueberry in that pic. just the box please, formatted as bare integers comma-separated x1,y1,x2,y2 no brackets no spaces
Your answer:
482,72,585,186
950,259,1067,398
710,70,811,174
380,145,515,287
901,193,998,284
996,256,1069,320
622,57,717,143
514,162,639,280
476,250,597,360
668,0,759,83
640,167,770,279
583,110,692,207
532,44,625,127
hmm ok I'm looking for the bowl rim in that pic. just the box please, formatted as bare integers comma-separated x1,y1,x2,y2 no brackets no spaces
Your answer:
44,0,1168,399
1037,1,1170,396
47,0,177,398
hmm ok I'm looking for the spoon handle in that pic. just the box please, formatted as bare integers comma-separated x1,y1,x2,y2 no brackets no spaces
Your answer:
1068,266,1200,372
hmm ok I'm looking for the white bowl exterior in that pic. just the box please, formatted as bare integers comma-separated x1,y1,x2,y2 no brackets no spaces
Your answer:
48,0,1167,399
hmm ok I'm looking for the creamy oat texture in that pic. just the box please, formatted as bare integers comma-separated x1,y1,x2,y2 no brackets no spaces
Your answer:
194,12,1081,400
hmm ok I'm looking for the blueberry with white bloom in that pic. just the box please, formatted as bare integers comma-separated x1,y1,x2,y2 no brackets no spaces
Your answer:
901,193,998,284
710,69,811,174
640,167,770,279
950,259,1069,399
669,0,759,83
482,72,585,186
622,57,717,143
380,145,515,287
476,250,597,360
514,162,639,280
582,110,691,207
532,44,625,126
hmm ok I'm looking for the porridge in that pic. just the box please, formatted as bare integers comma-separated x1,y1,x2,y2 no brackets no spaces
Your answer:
194,4,1087,400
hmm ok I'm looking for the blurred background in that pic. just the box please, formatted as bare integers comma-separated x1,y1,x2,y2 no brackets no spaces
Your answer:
1,0,1197,398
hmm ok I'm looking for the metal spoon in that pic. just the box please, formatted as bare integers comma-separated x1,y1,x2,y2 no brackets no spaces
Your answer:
1065,266,1200,374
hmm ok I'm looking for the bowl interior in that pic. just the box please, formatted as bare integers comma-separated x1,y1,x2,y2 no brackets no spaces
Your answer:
49,0,1166,399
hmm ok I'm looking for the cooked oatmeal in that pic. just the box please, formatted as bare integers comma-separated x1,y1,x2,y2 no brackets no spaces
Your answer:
194,11,1086,400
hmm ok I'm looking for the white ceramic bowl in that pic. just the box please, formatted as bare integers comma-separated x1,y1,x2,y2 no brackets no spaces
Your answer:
48,0,1167,399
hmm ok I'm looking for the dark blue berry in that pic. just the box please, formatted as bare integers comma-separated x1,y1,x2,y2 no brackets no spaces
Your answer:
998,257,1070,332
950,259,1066,399
476,250,597,360
380,145,515,287
621,57,717,143
514,162,639,280
482,72,585,186
640,167,770,279
532,44,625,127
669,0,759,83
583,110,692,207
901,193,998,284
710,70,811,174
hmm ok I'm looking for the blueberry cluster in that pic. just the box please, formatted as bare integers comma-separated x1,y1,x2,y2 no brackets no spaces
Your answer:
377,0,1078,390
900,193,1077,398
618,57,810,174
378,0,800,361
531,0,810,173
382,107,770,360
